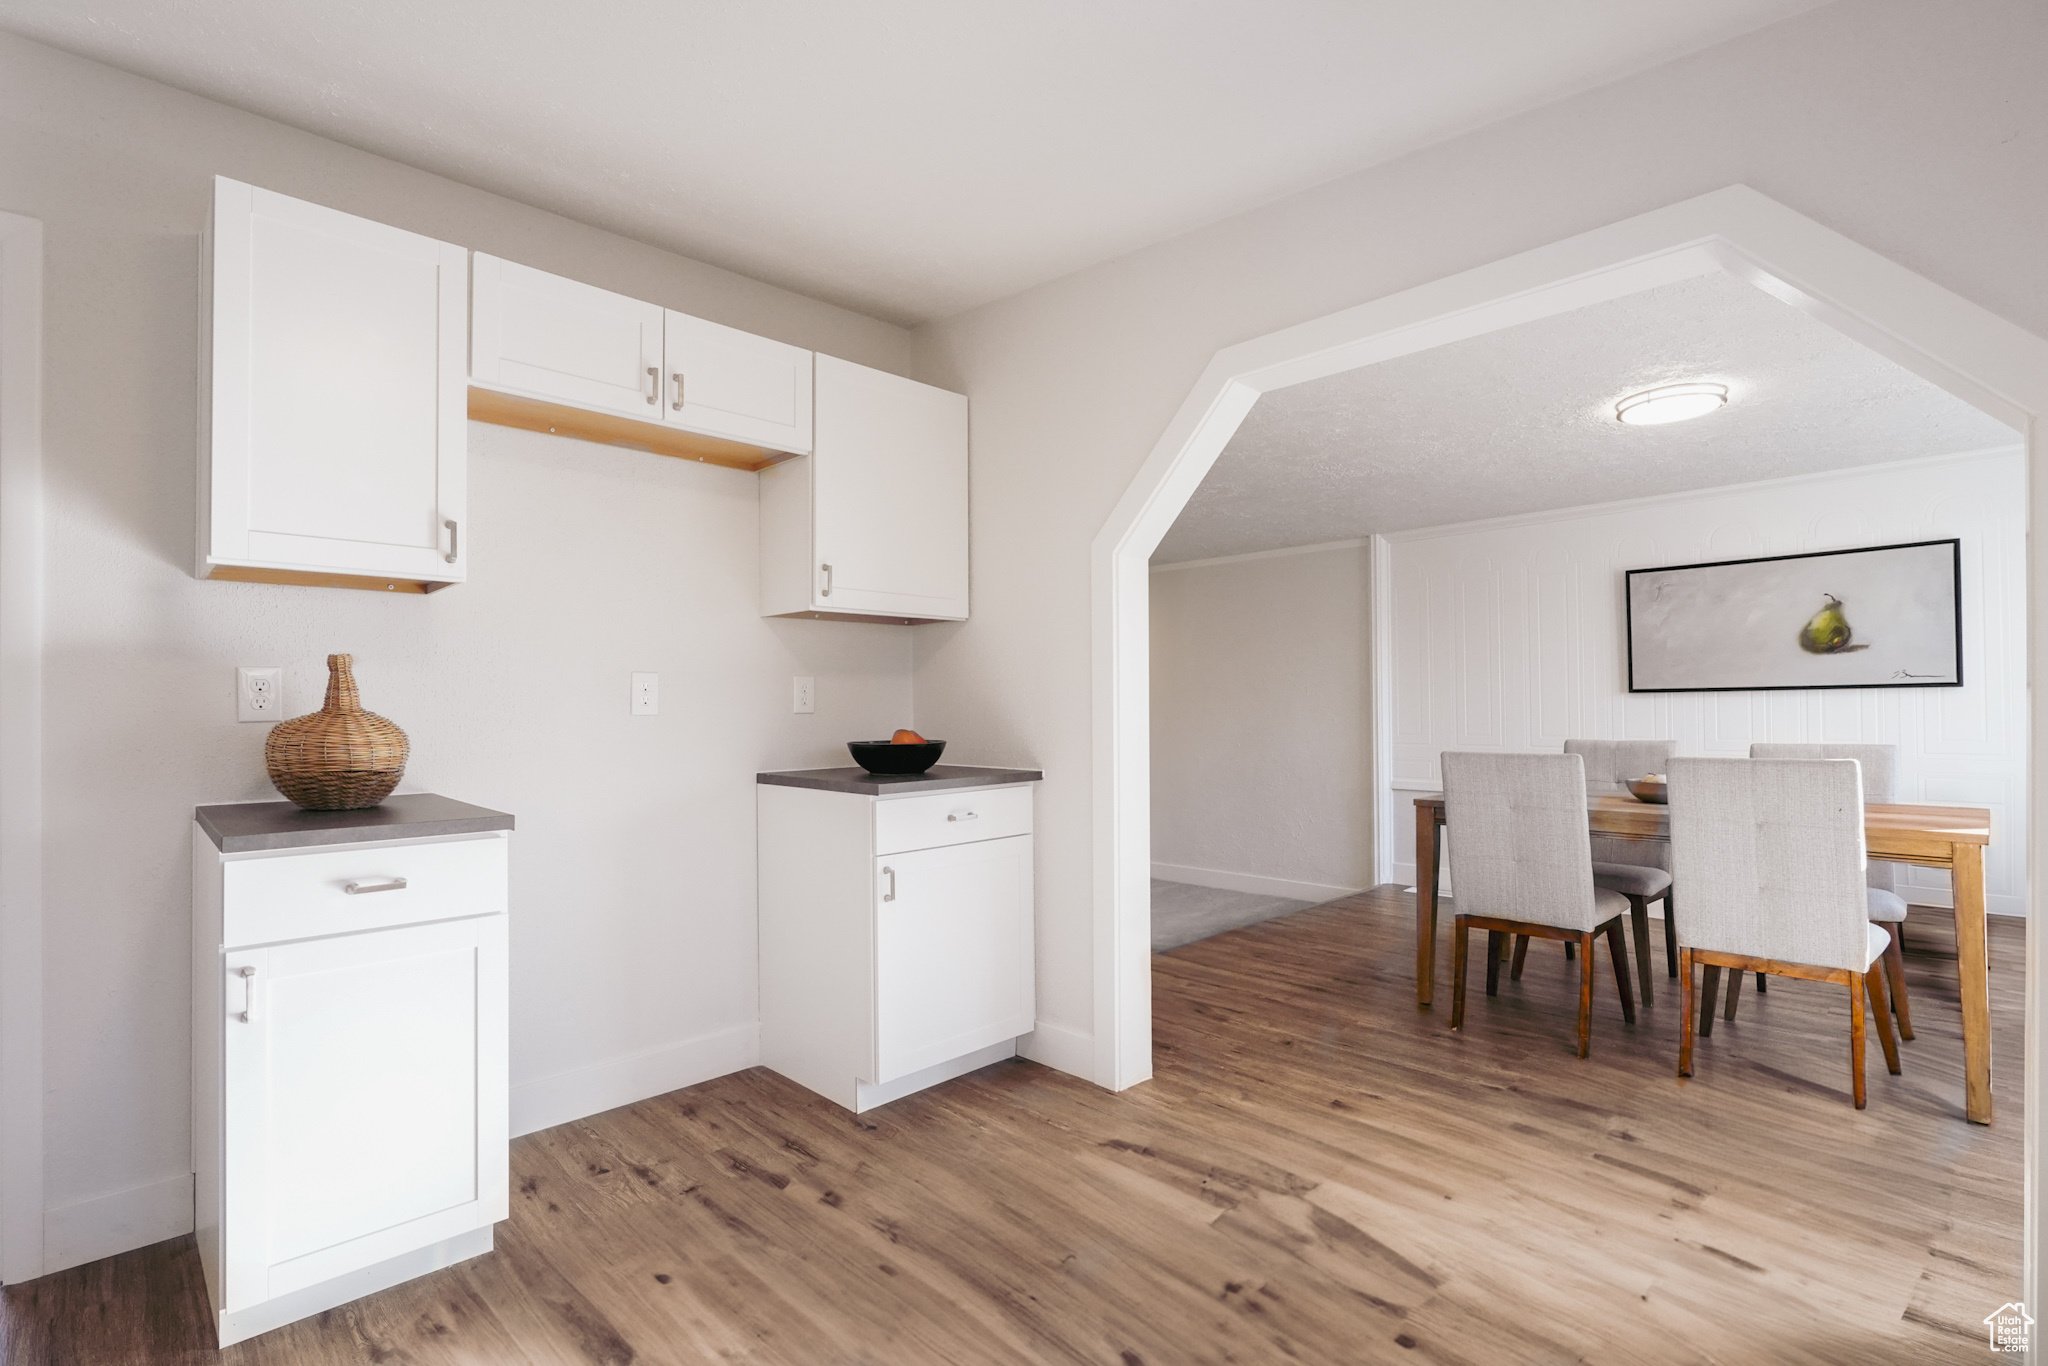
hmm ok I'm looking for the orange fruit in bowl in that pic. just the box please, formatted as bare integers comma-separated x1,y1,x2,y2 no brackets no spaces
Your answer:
890,728,928,745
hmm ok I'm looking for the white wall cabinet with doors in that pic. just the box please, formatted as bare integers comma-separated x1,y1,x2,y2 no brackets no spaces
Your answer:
758,770,1039,1112
759,355,970,623
199,177,468,594
469,253,814,464
192,797,512,1348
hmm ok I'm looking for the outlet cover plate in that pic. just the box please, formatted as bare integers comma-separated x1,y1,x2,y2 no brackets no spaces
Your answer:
237,667,283,722
631,672,659,716
793,676,815,714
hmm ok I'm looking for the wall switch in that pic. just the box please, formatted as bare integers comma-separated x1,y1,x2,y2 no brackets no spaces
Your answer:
237,667,283,722
792,676,815,714
631,672,660,716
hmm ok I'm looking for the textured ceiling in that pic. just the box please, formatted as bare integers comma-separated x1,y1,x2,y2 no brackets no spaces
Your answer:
1154,272,2020,564
0,0,1827,323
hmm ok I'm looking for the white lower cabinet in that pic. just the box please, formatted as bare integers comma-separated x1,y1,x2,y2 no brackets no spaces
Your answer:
759,777,1036,1111
193,815,510,1348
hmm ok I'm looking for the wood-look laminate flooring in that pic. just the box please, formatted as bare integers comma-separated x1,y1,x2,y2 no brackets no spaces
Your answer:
3,889,2021,1365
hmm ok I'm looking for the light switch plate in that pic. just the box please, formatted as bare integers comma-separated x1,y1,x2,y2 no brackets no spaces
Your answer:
237,667,283,722
793,676,815,714
631,672,659,715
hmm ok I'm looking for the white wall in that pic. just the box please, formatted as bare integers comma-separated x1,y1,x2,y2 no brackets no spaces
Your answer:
1149,543,1371,902
0,30,925,1274
1385,448,2028,915
911,0,2048,1072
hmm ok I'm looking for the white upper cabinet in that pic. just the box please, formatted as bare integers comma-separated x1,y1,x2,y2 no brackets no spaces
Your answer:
760,355,969,623
470,255,813,456
200,177,467,593
470,254,662,417
662,311,812,454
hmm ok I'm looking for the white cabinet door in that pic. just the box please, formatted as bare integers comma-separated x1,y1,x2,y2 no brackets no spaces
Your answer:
471,254,664,418
221,915,507,1309
662,311,813,454
871,835,1033,1083
203,177,467,583
810,355,969,620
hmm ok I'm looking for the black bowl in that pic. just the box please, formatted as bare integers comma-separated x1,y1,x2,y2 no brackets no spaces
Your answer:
848,740,946,775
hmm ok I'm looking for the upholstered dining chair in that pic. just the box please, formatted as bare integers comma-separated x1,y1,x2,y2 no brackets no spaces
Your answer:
1738,743,1912,1040
1555,739,1677,1005
1443,751,1636,1057
1667,756,1901,1108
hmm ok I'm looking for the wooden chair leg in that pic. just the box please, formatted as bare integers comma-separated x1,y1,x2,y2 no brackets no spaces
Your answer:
1627,896,1653,1006
1663,888,1678,978
1564,939,1575,961
1724,963,1742,1022
1486,930,1503,996
1605,920,1636,1025
1883,923,1914,1041
1450,918,1470,1031
1510,934,1530,981
1848,973,1867,1109
1678,948,1695,1078
1865,963,1900,1076
1698,964,1721,1037
1576,932,1595,1058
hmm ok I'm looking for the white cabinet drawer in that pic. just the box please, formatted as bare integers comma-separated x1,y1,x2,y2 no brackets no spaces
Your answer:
222,835,508,947
874,785,1031,857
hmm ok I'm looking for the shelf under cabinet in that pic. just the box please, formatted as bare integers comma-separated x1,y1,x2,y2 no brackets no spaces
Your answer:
467,386,804,473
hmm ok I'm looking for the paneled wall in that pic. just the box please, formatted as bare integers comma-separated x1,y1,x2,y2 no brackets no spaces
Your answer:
1385,447,2027,915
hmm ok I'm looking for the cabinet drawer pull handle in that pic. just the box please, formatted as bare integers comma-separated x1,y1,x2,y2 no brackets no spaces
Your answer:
444,518,459,564
946,811,977,822
820,563,833,597
236,966,257,1024
344,877,408,896
881,866,896,903
671,372,684,411
646,365,658,404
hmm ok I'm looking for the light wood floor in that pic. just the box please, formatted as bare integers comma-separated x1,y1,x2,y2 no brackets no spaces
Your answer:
3,889,2022,1364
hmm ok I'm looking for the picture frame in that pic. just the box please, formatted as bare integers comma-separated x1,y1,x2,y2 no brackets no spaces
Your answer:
1624,538,1963,693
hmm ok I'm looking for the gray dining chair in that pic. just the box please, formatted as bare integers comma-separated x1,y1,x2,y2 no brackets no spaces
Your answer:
1743,743,1911,1040
1443,751,1635,1057
1667,756,1900,1108
1565,738,1678,1002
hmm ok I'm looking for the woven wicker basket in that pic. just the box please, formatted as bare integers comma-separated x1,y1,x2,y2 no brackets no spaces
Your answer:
265,654,410,810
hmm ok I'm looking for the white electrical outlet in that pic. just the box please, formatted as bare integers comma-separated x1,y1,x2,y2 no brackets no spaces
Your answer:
631,672,659,716
237,667,283,722
793,676,815,714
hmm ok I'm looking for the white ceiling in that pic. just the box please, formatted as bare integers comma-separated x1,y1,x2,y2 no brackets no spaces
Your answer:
0,0,1829,323
1153,272,2020,564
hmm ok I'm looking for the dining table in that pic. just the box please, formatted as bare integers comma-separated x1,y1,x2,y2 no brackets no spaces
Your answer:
1410,791,1998,1123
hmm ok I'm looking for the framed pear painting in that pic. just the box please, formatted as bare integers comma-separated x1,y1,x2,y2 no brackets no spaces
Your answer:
1625,539,1962,692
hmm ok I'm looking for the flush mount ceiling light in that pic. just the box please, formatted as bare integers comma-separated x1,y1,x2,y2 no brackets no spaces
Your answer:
1615,382,1729,425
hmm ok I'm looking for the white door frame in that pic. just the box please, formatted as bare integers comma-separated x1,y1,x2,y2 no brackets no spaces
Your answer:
1091,184,2046,1308
0,208,44,1283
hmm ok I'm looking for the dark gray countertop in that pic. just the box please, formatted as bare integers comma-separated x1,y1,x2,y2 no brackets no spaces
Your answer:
757,765,1043,796
195,793,515,853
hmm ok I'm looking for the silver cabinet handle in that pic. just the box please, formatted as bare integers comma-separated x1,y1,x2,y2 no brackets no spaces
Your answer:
236,966,257,1024
881,866,896,903
671,372,684,411
646,365,658,404
344,878,408,896
820,564,833,597
444,518,459,564
946,811,978,823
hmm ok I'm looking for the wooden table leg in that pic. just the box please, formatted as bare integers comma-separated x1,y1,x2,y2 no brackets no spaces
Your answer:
1952,842,1992,1124
1416,807,1441,1009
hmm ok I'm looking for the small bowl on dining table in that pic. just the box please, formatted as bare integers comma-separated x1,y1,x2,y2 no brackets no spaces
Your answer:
1626,776,1668,805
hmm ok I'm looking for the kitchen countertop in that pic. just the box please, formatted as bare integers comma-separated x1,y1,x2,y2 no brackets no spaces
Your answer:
195,793,515,853
756,765,1043,796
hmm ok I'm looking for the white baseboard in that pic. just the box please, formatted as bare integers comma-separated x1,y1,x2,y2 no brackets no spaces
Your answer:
42,1172,193,1276
855,1040,1018,1113
510,1022,759,1138
1017,1019,1093,1080
1152,862,1364,904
